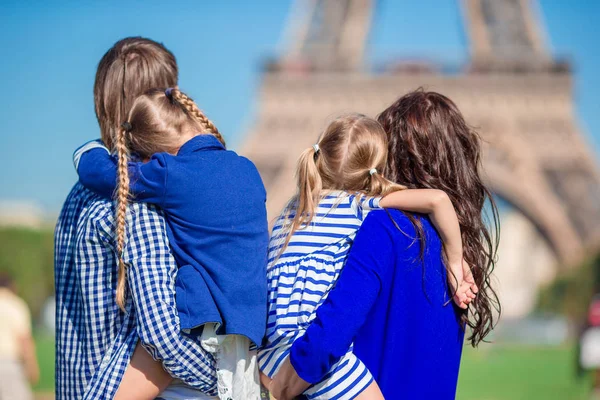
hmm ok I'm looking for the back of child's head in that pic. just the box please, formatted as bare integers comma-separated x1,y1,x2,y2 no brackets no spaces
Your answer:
94,37,178,151
120,88,225,158
287,113,403,238
113,88,225,310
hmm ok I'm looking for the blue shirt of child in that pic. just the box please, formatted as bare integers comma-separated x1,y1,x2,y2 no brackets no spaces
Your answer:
74,134,269,346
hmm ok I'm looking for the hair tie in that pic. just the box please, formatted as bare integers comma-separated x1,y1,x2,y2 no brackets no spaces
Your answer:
369,168,378,176
165,87,174,98
312,144,320,154
121,121,133,132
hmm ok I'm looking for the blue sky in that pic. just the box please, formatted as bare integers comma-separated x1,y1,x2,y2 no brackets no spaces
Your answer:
0,0,598,211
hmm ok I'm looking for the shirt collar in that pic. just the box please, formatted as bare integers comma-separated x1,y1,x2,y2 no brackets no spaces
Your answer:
178,134,225,156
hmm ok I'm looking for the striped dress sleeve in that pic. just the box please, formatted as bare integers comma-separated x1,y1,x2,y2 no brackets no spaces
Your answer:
348,194,382,221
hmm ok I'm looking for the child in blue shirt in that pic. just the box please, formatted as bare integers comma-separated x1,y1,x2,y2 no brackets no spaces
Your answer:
73,88,268,399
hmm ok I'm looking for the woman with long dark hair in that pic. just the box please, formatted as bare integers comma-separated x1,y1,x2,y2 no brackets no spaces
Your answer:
269,89,500,399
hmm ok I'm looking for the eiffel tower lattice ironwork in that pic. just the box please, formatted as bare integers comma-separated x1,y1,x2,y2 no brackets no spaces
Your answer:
241,0,600,268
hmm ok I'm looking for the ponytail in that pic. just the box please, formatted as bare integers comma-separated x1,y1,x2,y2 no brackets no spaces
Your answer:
115,124,131,311
295,145,323,227
279,145,323,254
170,89,226,147
367,169,406,197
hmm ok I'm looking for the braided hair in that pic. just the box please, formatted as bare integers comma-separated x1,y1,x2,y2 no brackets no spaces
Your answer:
169,89,225,147
112,88,225,309
115,122,131,311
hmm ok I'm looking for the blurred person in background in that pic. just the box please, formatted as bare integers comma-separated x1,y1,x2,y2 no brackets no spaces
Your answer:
579,293,600,399
0,272,39,400
574,254,600,399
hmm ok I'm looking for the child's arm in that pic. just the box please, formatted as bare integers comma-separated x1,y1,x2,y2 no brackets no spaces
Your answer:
73,140,168,205
379,189,474,308
379,189,461,262
114,343,173,400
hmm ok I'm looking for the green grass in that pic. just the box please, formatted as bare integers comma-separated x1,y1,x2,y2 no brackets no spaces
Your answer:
34,332,55,392
36,336,591,399
457,345,591,400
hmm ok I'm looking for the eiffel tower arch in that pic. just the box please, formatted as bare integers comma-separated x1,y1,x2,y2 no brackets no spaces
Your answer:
241,0,600,317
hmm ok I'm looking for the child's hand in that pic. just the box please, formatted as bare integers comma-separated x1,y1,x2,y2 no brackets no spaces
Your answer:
453,281,473,309
463,260,478,296
449,259,477,309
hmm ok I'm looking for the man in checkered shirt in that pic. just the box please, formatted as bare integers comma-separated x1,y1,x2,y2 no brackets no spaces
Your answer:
54,37,217,399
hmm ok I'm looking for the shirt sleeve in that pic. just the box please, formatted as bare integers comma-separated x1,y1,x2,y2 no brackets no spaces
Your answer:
348,194,382,221
123,205,216,389
289,211,394,384
74,140,168,206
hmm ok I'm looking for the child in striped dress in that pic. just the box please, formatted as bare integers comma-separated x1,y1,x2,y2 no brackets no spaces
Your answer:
258,114,475,399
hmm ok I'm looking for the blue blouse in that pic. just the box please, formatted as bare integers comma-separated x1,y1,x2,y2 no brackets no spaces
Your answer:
290,210,465,399
74,135,269,346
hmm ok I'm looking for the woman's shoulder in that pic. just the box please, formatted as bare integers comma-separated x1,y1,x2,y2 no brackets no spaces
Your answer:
362,209,412,229
361,209,437,241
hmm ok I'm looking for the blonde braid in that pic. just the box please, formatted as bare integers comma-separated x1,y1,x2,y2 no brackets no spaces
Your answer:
171,89,226,147
115,125,131,311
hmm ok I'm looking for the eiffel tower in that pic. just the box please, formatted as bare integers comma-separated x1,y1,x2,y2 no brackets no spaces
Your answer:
241,0,600,274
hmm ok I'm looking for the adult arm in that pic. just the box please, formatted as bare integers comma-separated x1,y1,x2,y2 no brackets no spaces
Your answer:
270,212,395,399
73,140,168,205
14,301,39,385
20,335,40,385
121,204,215,390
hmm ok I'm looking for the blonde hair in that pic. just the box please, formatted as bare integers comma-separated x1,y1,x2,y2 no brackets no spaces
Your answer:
114,88,224,310
282,113,404,252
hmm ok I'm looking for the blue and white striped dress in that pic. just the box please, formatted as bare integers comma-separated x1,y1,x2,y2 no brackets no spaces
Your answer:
258,191,381,399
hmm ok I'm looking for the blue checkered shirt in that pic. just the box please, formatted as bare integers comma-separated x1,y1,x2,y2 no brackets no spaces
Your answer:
54,183,217,399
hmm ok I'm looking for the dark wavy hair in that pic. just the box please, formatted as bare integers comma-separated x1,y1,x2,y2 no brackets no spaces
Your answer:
378,88,500,346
